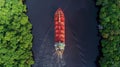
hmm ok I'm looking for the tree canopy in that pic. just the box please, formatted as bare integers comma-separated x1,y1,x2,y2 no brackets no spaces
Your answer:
97,0,120,67
0,0,34,67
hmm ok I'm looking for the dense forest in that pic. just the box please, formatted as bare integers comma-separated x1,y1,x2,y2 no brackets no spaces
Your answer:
0,0,120,67
96,0,120,67
0,0,34,67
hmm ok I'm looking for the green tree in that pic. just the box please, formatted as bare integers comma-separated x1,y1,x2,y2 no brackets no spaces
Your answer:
96,0,120,67
0,0,34,67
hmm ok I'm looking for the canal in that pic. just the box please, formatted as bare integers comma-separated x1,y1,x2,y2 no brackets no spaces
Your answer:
26,0,99,67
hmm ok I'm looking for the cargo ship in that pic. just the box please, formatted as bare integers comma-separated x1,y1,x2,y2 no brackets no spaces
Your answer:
54,8,65,58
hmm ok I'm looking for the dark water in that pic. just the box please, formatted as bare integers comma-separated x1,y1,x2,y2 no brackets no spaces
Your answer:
26,0,99,67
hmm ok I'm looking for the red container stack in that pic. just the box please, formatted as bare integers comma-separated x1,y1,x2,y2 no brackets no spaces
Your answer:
54,8,65,43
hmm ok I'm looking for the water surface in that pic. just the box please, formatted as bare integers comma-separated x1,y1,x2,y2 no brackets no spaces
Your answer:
26,0,99,67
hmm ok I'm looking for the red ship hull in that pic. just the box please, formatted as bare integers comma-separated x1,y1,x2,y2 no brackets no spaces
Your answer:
54,8,65,43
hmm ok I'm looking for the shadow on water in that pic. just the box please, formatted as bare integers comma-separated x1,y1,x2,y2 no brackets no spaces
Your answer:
26,0,99,67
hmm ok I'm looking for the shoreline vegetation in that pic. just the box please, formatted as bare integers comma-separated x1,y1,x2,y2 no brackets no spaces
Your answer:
0,0,120,67
0,0,34,67
96,0,120,67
